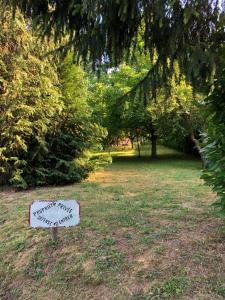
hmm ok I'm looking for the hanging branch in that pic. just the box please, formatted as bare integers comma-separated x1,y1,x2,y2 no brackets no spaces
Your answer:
183,112,208,169
115,57,160,103
6,0,224,95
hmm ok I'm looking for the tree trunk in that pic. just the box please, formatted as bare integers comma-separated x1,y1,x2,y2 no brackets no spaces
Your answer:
131,137,134,149
150,125,158,159
136,135,141,158
150,134,157,159
184,113,208,169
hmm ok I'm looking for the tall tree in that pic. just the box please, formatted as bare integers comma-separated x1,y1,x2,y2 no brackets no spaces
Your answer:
41,53,106,186
0,8,106,189
89,62,149,149
0,8,62,188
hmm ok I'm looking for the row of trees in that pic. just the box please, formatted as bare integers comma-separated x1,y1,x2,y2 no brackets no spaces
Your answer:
90,59,204,160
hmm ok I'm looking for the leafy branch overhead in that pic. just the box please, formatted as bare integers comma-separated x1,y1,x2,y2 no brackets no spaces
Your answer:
6,0,225,95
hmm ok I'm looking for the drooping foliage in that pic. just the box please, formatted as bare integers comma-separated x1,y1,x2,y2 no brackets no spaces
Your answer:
6,0,225,95
157,69,205,155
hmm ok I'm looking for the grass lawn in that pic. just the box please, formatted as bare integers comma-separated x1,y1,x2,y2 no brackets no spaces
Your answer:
0,145,225,299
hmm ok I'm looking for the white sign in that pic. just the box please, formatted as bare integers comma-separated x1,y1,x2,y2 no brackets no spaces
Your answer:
29,200,80,228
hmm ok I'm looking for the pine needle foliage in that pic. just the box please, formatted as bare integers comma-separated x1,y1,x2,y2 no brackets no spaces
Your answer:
5,0,225,95
0,8,105,189
0,8,62,189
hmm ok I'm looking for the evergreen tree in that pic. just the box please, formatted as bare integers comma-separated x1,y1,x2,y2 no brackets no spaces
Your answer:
0,9,106,189
39,54,106,186
0,8,62,188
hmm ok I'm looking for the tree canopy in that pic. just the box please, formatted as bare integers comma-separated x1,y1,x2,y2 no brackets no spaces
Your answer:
6,0,225,95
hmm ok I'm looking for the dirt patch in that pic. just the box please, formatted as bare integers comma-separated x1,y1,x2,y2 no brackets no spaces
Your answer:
15,247,37,271
83,259,95,273
124,192,140,197
182,293,223,300
181,202,202,210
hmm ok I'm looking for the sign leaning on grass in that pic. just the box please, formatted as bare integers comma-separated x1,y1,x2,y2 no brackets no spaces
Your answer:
29,200,80,228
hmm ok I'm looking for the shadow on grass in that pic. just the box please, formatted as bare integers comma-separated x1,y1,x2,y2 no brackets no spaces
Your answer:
112,153,202,169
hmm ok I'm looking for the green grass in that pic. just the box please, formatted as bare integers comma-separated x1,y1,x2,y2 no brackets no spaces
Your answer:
0,144,224,300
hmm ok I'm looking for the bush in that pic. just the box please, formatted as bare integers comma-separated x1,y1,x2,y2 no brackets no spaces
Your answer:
201,71,225,215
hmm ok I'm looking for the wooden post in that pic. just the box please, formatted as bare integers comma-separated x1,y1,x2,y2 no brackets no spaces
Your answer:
52,227,58,243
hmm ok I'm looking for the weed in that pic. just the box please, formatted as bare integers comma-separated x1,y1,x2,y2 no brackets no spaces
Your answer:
109,214,136,227
140,236,154,245
95,248,124,273
149,275,189,298
216,285,225,297
100,237,117,246
10,287,22,298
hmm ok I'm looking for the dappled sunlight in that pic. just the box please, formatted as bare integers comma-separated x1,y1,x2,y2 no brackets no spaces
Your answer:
97,144,196,161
